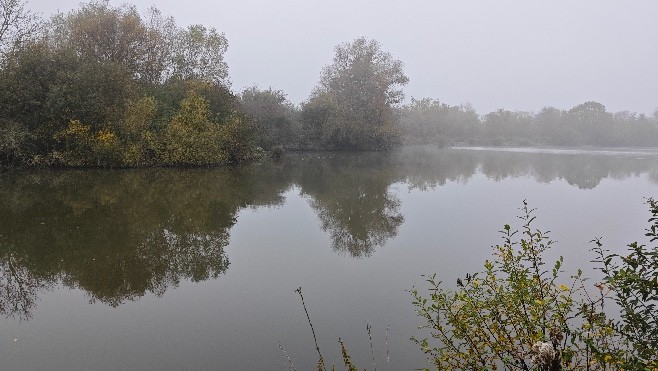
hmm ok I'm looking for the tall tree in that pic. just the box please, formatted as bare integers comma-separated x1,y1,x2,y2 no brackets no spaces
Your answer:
47,1,167,83
303,37,408,150
0,0,40,61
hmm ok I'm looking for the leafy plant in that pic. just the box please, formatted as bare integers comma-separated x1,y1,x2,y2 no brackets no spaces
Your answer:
411,201,616,370
593,197,658,368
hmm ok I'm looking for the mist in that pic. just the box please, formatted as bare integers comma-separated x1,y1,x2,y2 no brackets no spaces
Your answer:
2,1,658,369
27,0,658,115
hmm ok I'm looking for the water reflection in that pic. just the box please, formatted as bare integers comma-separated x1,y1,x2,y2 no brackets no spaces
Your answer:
0,168,290,317
293,153,404,257
0,254,46,320
395,147,658,190
1,147,657,316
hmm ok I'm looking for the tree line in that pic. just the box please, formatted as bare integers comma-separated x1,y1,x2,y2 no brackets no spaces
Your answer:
399,99,658,148
2,0,658,168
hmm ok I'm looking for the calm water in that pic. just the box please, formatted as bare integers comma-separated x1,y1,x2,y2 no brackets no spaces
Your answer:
1,146,658,370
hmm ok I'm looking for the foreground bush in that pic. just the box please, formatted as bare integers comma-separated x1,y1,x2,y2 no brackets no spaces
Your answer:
593,198,658,369
411,200,657,370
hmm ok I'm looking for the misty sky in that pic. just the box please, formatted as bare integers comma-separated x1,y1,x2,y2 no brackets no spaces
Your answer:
28,0,658,115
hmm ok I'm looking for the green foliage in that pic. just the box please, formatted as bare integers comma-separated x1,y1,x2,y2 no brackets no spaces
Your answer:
0,119,29,166
593,197,658,368
163,90,225,165
169,24,228,84
52,119,94,166
0,1,251,168
120,96,160,166
239,86,299,150
148,79,237,127
217,113,257,164
398,98,479,146
49,1,149,75
302,37,408,150
411,201,618,370
46,0,228,85
162,90,254,166
0,43,75,148
52,119,122,167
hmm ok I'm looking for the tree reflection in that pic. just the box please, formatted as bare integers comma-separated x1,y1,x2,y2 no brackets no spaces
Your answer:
0,167,291,316
1,147,657,317
392,147,658,191
0,252,47,320
293,153,404,257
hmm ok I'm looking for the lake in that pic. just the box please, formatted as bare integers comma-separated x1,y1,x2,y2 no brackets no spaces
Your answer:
1,146,658,370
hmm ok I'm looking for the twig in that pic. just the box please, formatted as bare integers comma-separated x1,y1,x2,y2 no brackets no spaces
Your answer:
295,287,325,370
278,342,298,371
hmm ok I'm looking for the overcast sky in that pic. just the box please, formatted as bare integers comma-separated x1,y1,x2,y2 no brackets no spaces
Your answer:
28,0,658,115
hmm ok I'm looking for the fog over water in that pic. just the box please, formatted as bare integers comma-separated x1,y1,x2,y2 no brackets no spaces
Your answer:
27,0,658,115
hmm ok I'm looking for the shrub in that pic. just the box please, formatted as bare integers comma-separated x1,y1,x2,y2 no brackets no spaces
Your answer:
593,198,658,368
0,120,29,166
411,201,616,370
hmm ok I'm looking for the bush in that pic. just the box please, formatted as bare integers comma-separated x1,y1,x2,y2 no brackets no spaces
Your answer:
411,201,617,370
0,120,29,166
593,198,658,368
162,90,255,166
52,120,123,167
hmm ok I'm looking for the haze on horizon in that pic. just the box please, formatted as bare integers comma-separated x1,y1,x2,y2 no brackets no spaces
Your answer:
28,0,658,115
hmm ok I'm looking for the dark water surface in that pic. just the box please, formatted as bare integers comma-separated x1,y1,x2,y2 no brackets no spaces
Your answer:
1,146,658,370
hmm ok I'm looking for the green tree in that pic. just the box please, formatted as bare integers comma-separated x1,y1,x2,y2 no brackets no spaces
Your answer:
162,89,253,166
120,96,160,166
46,1,182,85
302,37,408,150
534,107,583,146
398,98,479,146
0,42,120,159
482,109,535,146
0,1,249,168
566,101,614,145
239,86,299,150
163,90,224,165
169,24,228,84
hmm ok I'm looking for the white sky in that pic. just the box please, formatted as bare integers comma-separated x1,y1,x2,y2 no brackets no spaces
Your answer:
28,0,658,115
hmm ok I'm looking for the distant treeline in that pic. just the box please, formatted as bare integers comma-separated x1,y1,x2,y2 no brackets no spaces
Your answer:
398,99,658,148
1,1,657,168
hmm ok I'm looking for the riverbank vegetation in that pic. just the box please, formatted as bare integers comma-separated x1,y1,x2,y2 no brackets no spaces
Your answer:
2,0,658,169
410,200,658,370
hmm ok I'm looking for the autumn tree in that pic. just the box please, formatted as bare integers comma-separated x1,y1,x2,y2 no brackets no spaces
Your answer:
302,37,408,150
0,1,247,167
